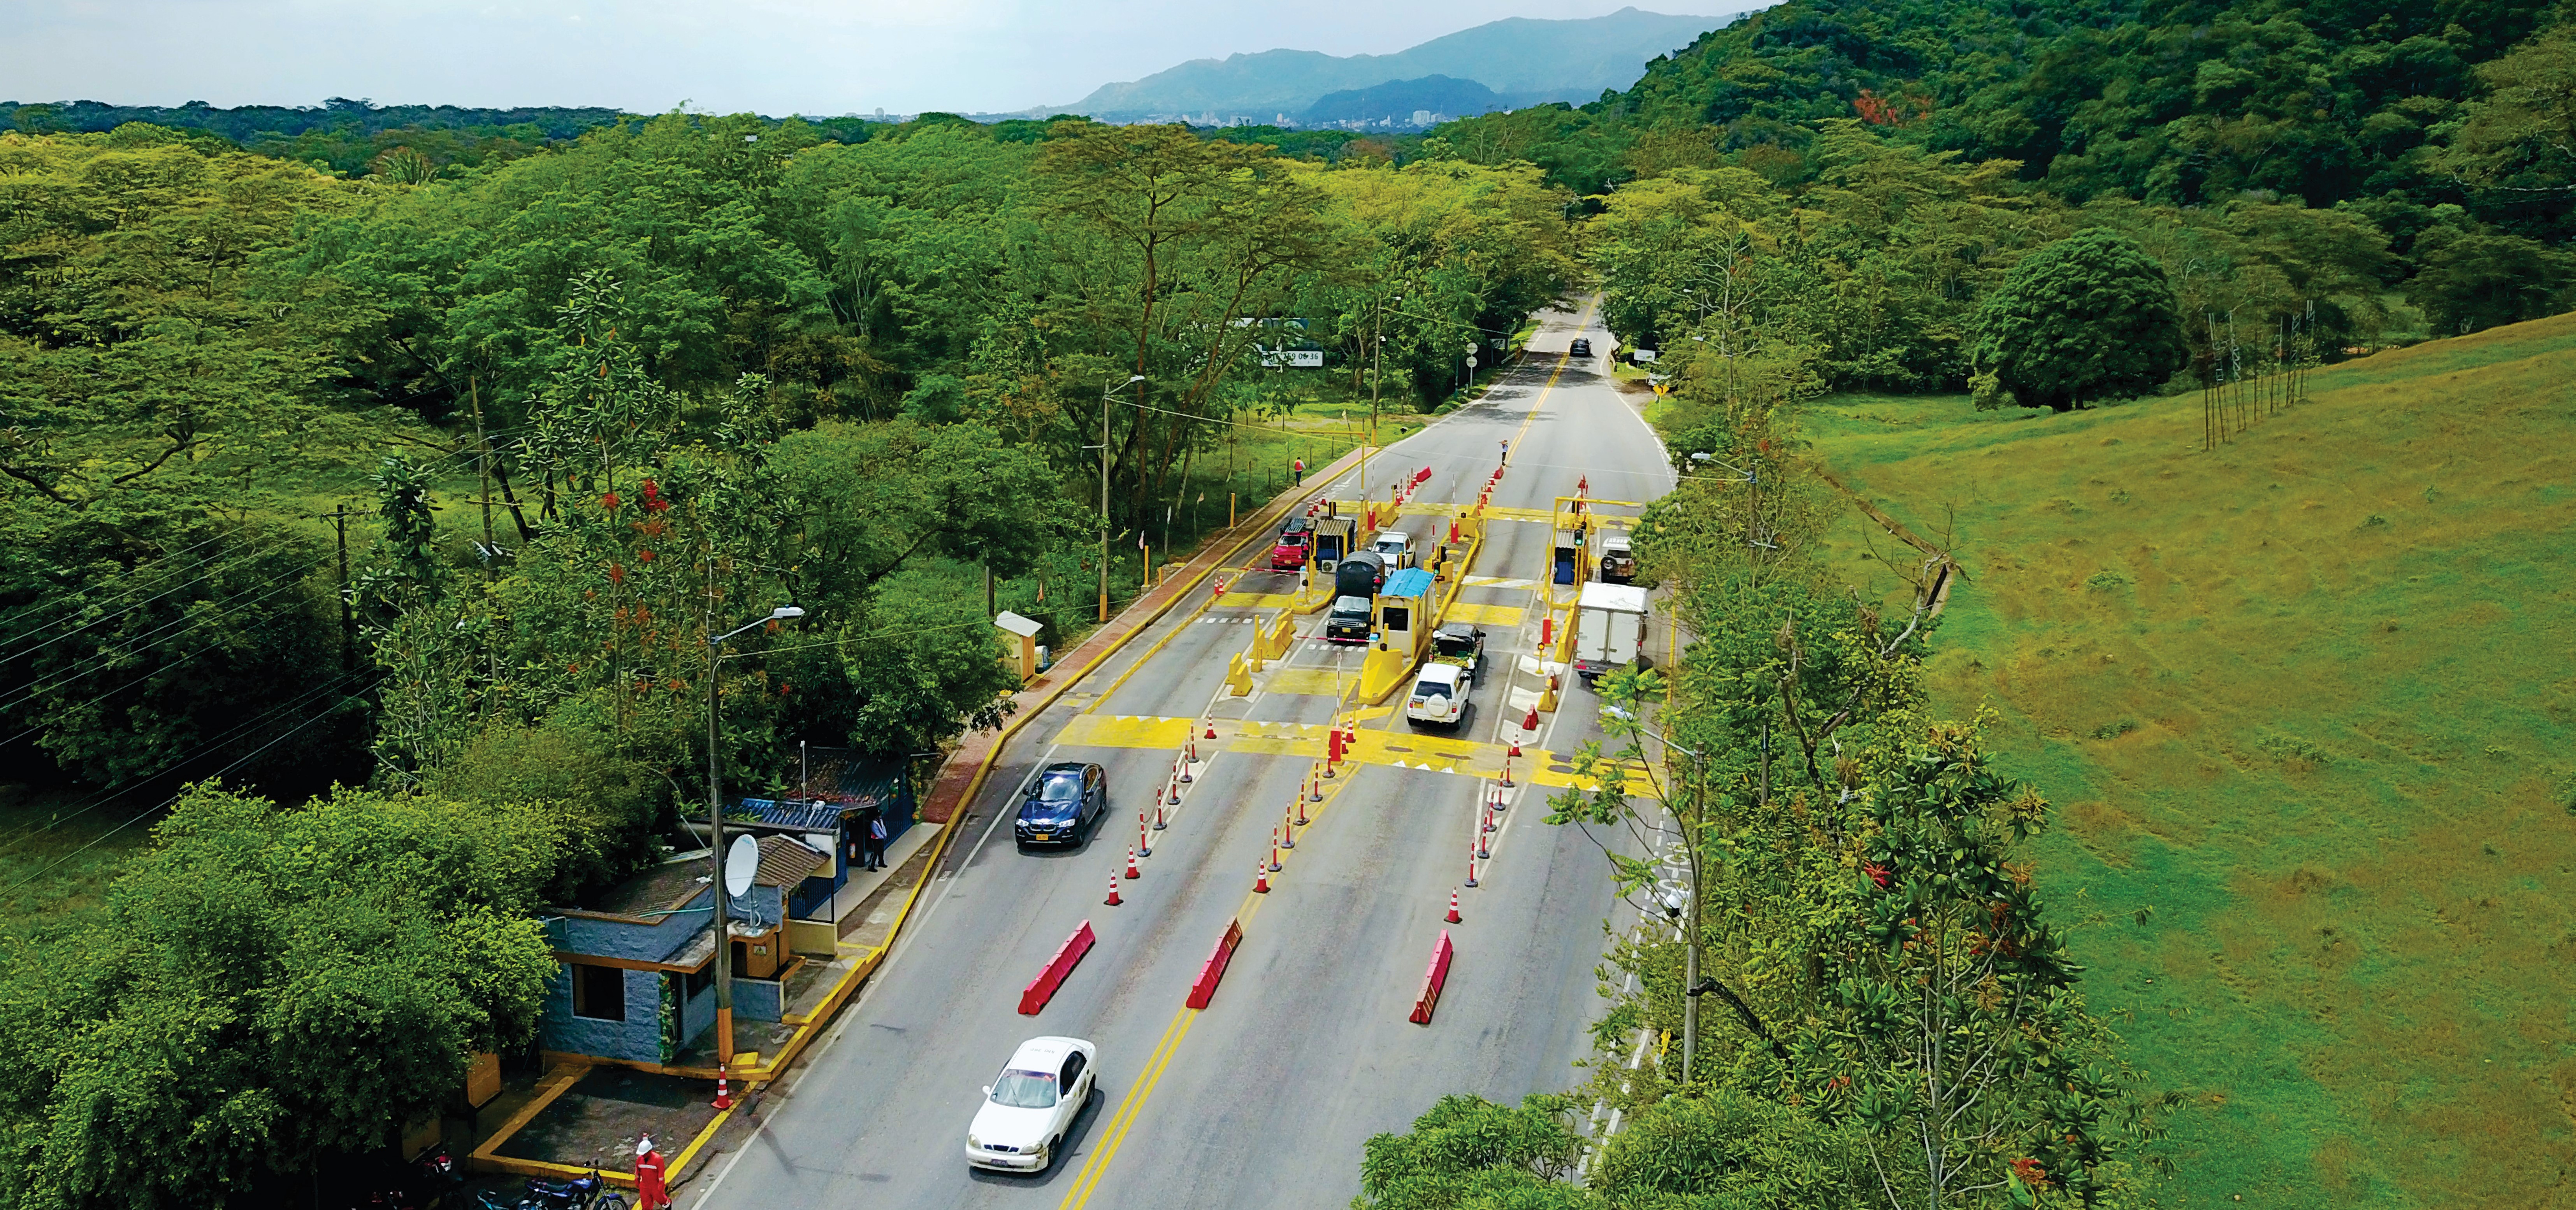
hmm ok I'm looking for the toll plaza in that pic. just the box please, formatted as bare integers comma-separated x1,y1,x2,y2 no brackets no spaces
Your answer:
1543,479,1646,661
1309,504,1360,573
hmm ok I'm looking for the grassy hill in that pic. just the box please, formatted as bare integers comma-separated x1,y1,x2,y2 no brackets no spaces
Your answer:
1800,318,2576,1206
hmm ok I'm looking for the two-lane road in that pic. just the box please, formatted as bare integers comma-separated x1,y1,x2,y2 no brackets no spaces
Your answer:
687,303,1674,1210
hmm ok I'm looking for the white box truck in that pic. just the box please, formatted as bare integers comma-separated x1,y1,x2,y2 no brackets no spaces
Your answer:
1572,582,1649,680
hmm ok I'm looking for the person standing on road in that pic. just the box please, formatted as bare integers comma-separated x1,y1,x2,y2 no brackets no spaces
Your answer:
1292,457,1305,487
634,1138,670,1210
1499,439,1509,466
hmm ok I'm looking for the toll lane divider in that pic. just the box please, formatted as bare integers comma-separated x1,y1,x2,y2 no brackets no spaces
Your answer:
1184,919,1246,1010
1019,921,1098,1015
1409,930,1456,1025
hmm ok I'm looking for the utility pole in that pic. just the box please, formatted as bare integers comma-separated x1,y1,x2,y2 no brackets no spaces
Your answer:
320,506,362,674
705,621,731,1071
1099,376,1144,623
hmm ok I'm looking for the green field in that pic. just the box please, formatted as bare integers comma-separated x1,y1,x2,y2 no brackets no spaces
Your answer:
1800,318,2576,1206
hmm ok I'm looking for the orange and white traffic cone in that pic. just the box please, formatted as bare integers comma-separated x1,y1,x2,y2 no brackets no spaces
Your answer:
1499,752,1515,788
1125,846,1142,879
1296,790,1310,827
1267,828,1283,873
1279,804,1296,849
1309,765,1324,802
1446,889,1462,924
1204,720,1217,741
1253,857,1271,894
1178,749,1193,784
712,1071,732,1110
1477,815,1492,861
1154,797,1169,831
1105,869,1123,906
1139,815,1152,858
1465,849,1479,889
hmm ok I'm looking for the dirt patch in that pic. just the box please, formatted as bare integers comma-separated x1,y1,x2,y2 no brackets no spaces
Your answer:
494,1067,719,1170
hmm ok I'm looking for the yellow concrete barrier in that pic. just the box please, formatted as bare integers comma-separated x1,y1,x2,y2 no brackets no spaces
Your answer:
1359,639,1412,703
1226,652,1253,696
1263,610,1295,659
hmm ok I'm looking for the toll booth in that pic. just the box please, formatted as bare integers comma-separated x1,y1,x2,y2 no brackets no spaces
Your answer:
1311,507,1360,572
994,611,1045,681
1551,527,1585,585
1360,567,1437,702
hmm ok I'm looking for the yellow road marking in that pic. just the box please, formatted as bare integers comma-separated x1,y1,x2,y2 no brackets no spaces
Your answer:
1445,603,1527,627
1262,668,1353,696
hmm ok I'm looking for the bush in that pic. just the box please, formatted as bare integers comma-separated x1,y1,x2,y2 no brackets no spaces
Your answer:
422,713,671,905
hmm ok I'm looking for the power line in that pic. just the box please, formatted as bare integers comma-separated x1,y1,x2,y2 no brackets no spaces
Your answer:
0,435,507,652
0,676,381,903
0,663,379,857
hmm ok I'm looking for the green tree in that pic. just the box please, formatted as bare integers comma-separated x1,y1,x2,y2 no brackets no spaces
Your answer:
0,783,558,1209
2403,216,2576,334
1967,229,2187,410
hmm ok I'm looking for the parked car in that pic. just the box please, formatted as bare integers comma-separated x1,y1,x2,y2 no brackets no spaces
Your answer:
1269,516,1314,571
1570,337,1592,357
1015,762,1107,848
1370,529,1416,569
966,1036,1098,1172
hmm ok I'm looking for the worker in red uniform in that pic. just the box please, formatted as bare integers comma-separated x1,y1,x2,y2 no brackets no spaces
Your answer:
634,1136,671,1210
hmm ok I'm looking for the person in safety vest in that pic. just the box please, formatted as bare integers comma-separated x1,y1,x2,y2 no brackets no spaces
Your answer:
1293,457,1306,487
635,1136,671,1210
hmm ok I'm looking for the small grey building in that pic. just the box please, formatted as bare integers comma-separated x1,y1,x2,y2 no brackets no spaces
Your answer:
537,836,828,1069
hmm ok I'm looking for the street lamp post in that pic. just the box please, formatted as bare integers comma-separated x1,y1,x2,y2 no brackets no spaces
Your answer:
706,604,804,1071
1101,375,1146,623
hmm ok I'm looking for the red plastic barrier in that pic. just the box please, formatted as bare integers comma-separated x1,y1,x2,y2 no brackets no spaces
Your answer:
1185,919,1245,1010
1018,920,1098,1015
1409,930,1455,1025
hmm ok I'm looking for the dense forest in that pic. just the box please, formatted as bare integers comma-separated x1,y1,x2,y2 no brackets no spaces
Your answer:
7,0,2576,1199
1439,0,2576,384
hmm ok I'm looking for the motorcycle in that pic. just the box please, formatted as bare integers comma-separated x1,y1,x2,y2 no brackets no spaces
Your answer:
524,1166,628,1210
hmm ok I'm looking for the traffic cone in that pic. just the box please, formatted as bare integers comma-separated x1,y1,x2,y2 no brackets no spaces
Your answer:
1478,817,1492,861
712,1071,733,1110
1178,751,1193,784
1296,790,1311,827
1482,801,1495,834
1310,765,1325,801
1125,846,1142,879
1465,851,1479,889
1106,869,1123,906
1139,815,1152,858
1154,798,1169,831
1204,720,1217,741
1522,707,1540,735
1253,857,1271,894
1279,806,1296,849
1499,752,1515,787
1490,786,1506,814
1446,889,1462,924
1267,829,1283,873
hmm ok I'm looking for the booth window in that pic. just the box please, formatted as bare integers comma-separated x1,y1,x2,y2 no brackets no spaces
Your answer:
1382,605,1411,631
570,964,626,1021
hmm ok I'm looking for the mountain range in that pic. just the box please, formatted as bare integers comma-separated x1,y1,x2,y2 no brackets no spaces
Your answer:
1065,7,1741,125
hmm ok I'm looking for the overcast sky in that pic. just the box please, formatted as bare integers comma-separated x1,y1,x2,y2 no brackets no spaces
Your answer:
5,1,1737,115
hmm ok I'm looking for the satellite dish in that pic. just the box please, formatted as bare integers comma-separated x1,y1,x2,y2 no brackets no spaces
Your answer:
724,834,760,898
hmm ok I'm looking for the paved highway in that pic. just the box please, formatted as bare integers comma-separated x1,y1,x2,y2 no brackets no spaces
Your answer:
687,302,1675,1210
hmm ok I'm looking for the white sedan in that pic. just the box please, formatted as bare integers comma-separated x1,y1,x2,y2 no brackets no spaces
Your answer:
965,1036,1098,1172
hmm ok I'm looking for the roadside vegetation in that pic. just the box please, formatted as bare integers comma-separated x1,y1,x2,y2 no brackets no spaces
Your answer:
0,114,1573,1203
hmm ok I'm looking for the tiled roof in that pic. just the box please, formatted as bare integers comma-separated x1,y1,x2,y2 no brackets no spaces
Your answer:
754,835,829,887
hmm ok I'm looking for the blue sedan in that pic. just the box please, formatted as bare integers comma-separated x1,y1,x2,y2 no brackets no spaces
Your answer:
1015,762,1107,849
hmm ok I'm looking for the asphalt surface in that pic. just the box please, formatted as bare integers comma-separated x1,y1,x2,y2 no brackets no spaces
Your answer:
685,302,1676,1210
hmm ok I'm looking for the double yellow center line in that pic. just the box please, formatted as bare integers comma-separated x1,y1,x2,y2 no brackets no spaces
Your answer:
1054,314,1591,1210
